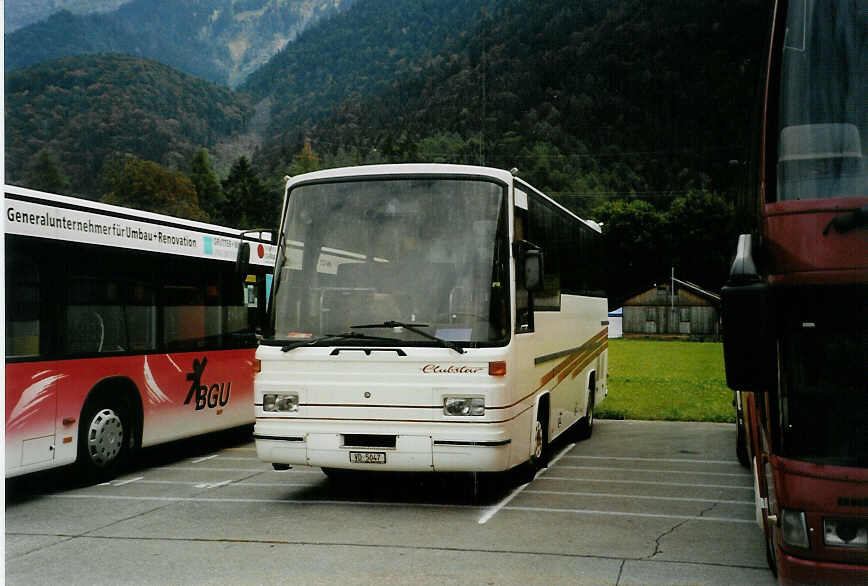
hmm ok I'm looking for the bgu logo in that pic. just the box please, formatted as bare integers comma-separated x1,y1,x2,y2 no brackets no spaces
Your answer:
184,357,231,410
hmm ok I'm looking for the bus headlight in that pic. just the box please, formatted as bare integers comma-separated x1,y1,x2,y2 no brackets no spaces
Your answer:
824,519,868,547
781,509,810,549
443,397,484,416
263,393,299,412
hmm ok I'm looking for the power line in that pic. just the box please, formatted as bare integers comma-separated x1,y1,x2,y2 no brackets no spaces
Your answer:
552,191,694,199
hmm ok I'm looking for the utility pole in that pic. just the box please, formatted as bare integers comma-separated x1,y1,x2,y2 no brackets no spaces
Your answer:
671,266,675,310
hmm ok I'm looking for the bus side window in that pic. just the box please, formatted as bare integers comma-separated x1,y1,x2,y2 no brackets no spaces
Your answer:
163,282,206,351
125,282,157,351
6,256,42,357
67,277,153,354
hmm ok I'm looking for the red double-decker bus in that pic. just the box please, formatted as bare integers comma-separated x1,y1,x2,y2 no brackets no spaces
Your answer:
722,1,866,583
5,185,275,481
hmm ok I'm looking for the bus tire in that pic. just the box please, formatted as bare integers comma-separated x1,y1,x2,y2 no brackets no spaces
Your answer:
78,394,132,482
529,398,550,471
575,388,595,441
765,522,779,577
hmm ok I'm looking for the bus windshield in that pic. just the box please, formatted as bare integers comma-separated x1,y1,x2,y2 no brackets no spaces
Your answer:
776,0,866,201
780,328,868,468
269,177,510,347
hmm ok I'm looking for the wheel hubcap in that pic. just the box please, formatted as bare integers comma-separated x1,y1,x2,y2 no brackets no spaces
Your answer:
87,408,124,467
533,420,543,459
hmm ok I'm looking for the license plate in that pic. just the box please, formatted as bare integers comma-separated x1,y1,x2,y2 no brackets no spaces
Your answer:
349,451,386,464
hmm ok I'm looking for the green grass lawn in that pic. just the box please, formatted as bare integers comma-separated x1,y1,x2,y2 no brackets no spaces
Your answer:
596,339,735,422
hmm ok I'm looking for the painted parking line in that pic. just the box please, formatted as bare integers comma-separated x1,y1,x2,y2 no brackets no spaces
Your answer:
45,493,481,510
478,442,576,525
503,505,756,524
540,475,754,491
557,465,751,478
155,466,272,473
524,488,754,506
98,476,144,487
99,479,321,489
563,455,744,466
190,454,219,464
194,480,234,489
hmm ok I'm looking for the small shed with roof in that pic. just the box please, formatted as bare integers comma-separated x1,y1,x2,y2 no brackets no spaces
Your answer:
621,278,721,340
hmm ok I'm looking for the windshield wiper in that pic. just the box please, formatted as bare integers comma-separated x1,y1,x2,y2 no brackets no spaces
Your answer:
351,320,466,354
273,331,403,353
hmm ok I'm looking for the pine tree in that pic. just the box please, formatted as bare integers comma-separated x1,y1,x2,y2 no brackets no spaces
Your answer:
190,149,225,223
221,156,276,229
25,149,70,194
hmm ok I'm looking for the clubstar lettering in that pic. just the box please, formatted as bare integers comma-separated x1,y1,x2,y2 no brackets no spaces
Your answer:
422,364,485,374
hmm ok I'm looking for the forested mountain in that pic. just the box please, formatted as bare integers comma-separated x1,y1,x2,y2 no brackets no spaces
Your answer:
5,55,252,197
5,0,131,32
246,0,769,297
241,0,497,143
288,0,766,200
4,0,772,298
5,0,355,86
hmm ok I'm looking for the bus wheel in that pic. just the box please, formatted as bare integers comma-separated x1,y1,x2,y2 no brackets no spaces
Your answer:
512,401,550,485
575,390,595,440
764,518,779,577
78,397,131,482
530,405,550,470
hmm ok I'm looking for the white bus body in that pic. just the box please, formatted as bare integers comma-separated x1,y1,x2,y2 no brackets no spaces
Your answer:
254,164,607,475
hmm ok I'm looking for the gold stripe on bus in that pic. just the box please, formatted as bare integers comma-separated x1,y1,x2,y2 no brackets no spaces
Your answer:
569,339,608,380
538,351,583,388
563,331,608,381
537,328,608,391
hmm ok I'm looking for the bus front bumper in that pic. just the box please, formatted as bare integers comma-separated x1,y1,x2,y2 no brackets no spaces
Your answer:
779,549,868,585
253,419,515,472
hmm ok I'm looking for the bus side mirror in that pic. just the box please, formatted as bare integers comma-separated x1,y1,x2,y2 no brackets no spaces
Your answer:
514,240,544,292
721,234,775,392
524,249,544,292
235,241,250,277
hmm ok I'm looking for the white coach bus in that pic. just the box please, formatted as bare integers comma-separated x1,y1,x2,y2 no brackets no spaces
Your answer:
253,164,607,479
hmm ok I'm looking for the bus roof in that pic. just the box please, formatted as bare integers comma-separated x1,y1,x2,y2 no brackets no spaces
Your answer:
283,164,602,233
4,184,275,266
285,163,516,187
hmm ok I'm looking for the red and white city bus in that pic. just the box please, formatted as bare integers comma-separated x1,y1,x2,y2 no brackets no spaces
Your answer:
4,185,275,481
722,1,867,583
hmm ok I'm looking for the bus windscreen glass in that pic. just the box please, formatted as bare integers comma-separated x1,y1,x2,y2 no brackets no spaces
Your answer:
776,0,866,201
780,327,868,468
271,177,509,346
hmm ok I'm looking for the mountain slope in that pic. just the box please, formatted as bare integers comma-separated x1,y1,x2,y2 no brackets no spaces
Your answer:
5,54,253,197
304,0,768,199
241,0,497,166
5,0,354,86
4,0,131,32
